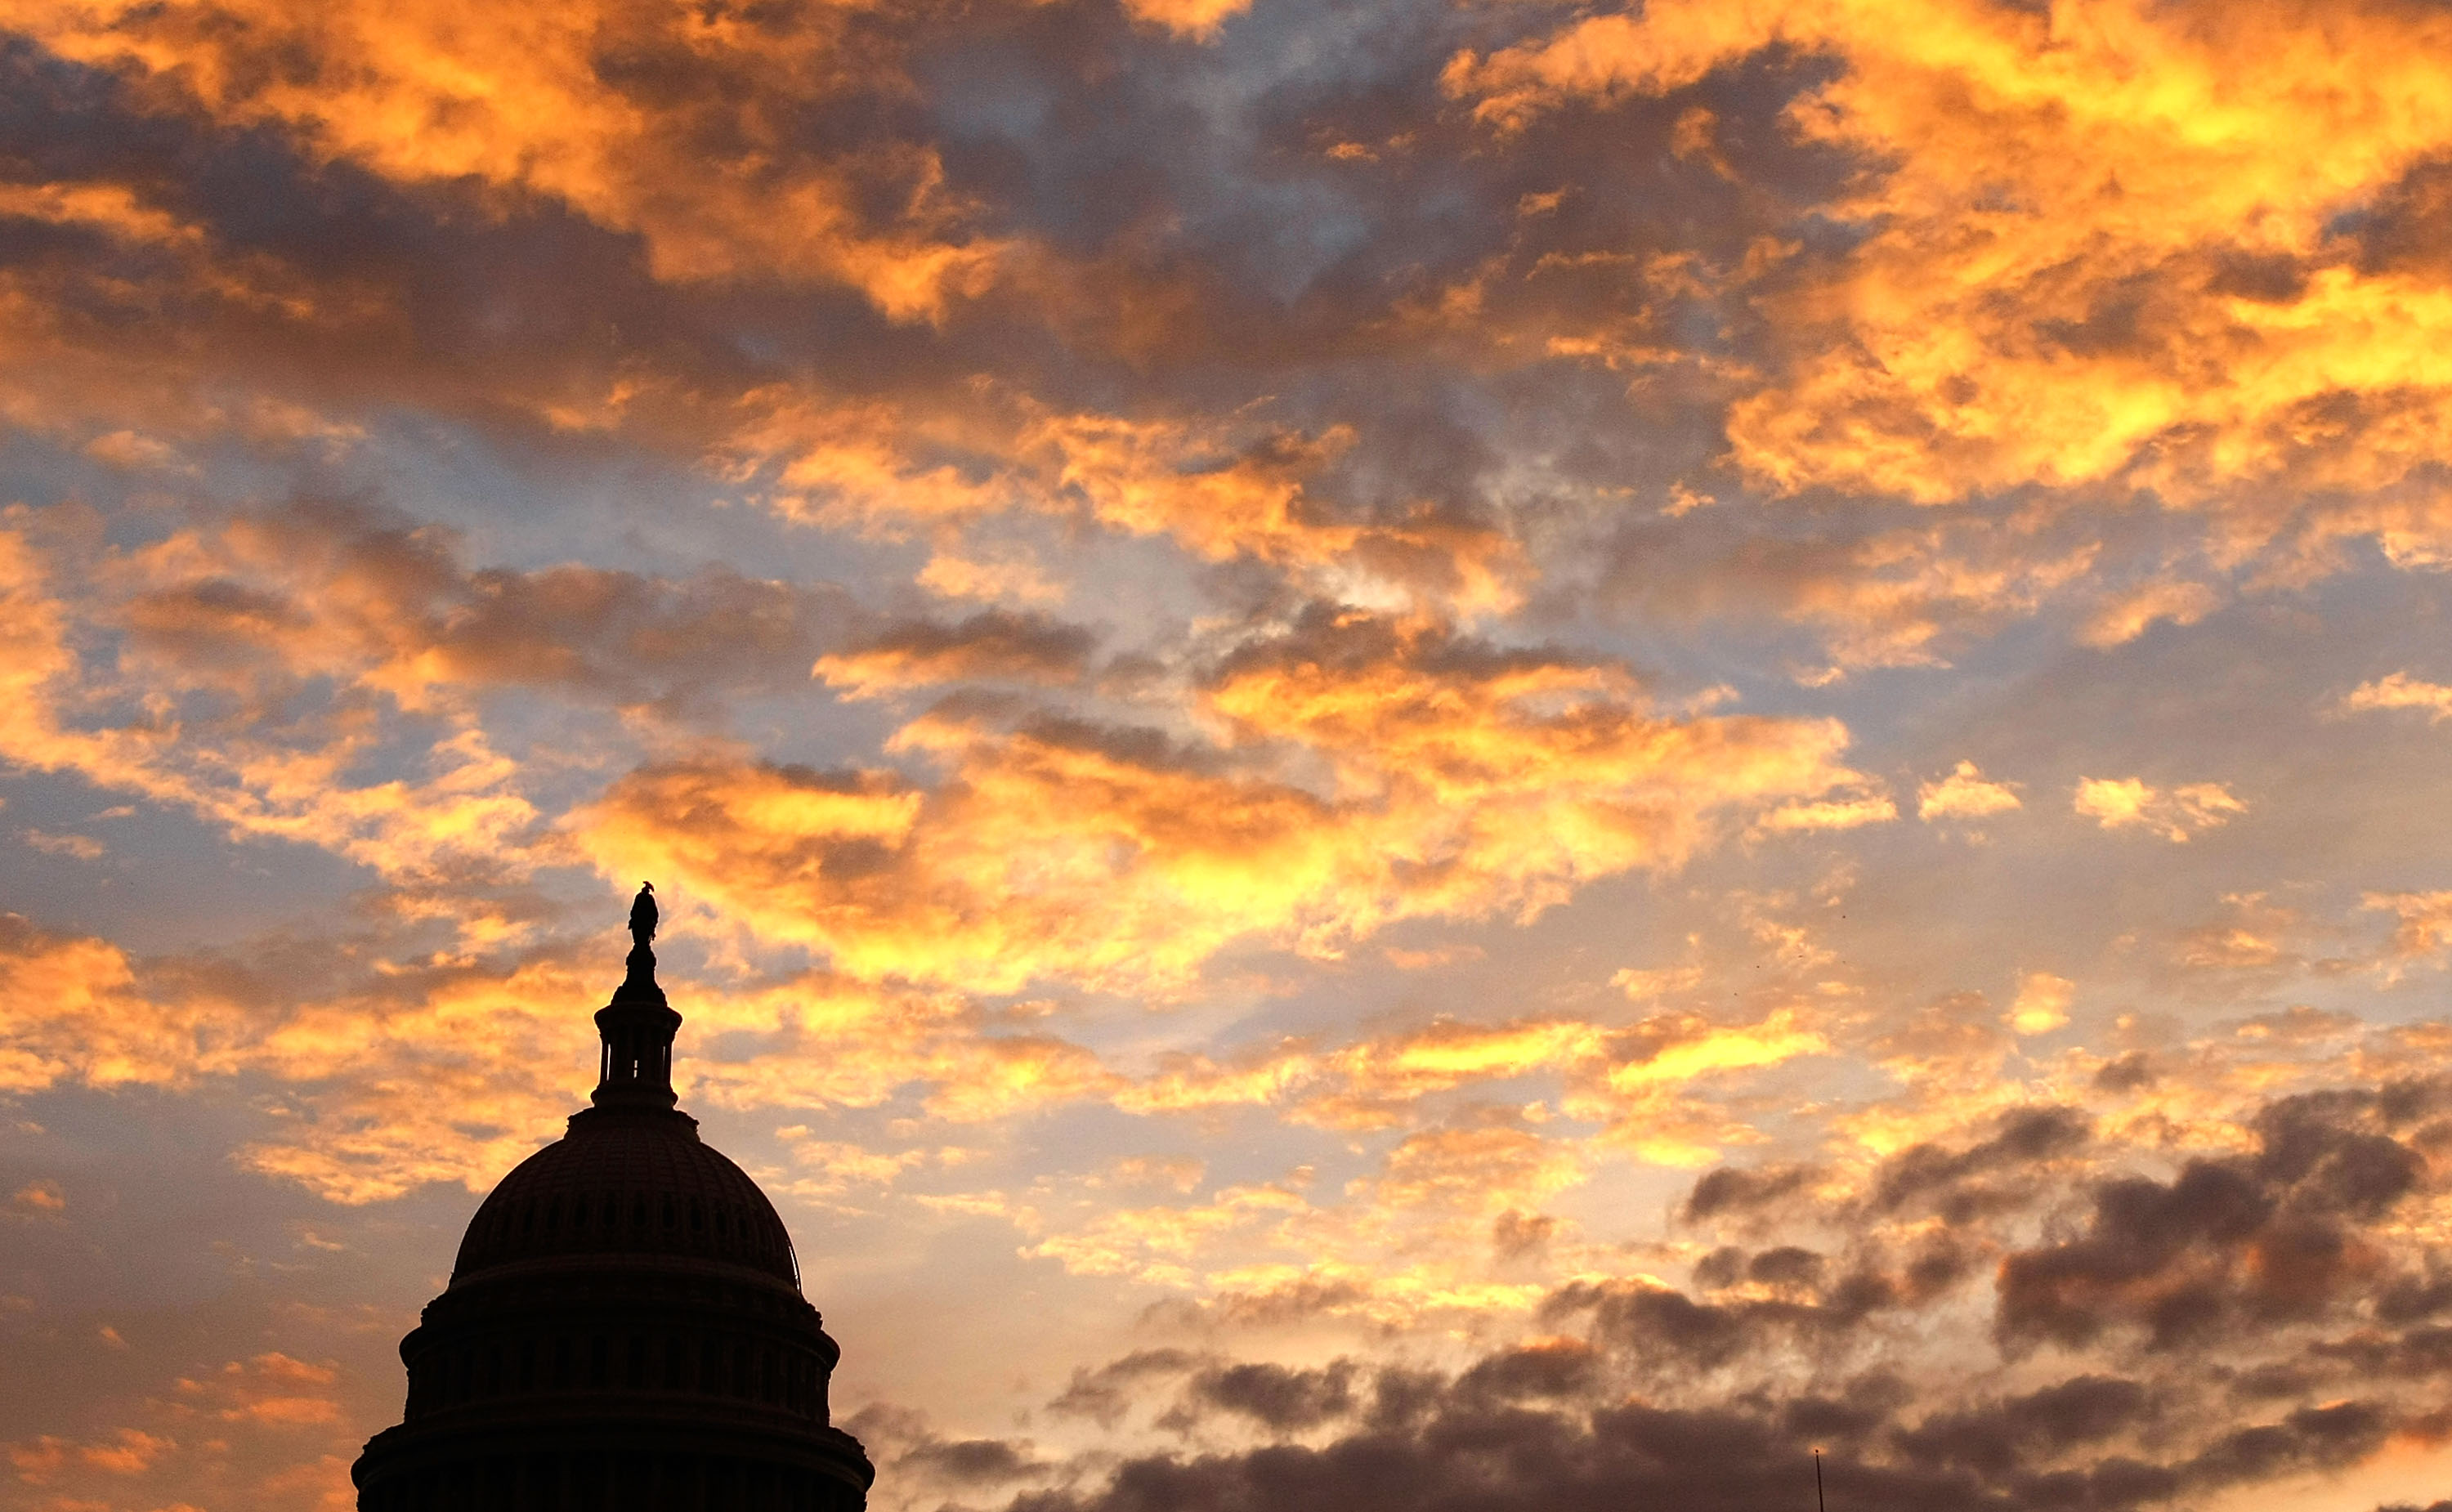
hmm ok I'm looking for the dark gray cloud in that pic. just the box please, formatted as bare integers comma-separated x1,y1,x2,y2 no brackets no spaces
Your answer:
1682,1161,1817,1222
2000,1084,2436,1350
1016,1073,2452,1512
897,1436,1049,1486
1008,1362,2406,1512
1870,1104,2092,1220
1179,1360,1359,1432
1048,1348,1206,1429
818,608,1099,696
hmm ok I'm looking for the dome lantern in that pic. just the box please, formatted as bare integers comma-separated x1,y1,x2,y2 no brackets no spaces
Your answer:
589,883,682,1112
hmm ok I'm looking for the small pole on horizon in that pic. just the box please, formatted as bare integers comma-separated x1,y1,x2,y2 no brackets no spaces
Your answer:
1814,1448,1825,1512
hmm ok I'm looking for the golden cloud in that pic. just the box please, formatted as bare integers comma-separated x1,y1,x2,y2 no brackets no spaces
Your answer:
0,893,1840,1215
2005,971,2074,1036
1114,998,1830,1183
1364,1122,1588,1223
1121,1016,1603,1129
1600,1009,1827,1094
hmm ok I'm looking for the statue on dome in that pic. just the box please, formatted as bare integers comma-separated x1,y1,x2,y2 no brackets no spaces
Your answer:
629,881,658,951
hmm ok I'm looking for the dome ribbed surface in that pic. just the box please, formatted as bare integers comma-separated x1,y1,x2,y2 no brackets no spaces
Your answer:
451,1110,798,1286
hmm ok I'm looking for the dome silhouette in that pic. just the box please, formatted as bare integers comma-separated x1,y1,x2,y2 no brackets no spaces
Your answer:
352,888,874,1510
450,1116,799,1285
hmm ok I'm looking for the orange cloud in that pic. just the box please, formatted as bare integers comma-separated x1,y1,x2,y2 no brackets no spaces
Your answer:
1269,1017,1607,1130
1114,1000,1829,1174
1449,0,2452,573
0,178,346,450
2364,890,2452,967
1113,1044,1327,1117
732,392,1525,612
579,613,1864,993
914,549,1067,607
1118,0,1252,41
1752,790,1897,834
2006,971,2074,1036
0,914,236,1095
10,0,1008,319
1771,523,2102,673
2073,776,2246,842
23,830,105,860
7,1426,175,1481
2,1353,353,1511
9,1179,65,1217
2171,891,2307,974
0,502,884,919
1365,1123,1587,1221
2080,579,2222,648
0,896,1079,1202
2343,672,2452,722
1600,1010,1827,1094
1917,760,2023,822
176,1353,342,1428
1022,1181,1313,1291
0,520,539,891
0,903,1840,1207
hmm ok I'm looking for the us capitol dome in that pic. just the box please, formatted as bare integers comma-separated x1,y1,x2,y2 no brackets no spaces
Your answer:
351,885,875,1511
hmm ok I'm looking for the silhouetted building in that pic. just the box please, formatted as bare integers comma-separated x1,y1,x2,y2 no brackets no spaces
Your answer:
352,890,873,1510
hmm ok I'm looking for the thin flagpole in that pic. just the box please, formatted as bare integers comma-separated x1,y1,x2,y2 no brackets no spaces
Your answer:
1814,1449,1825,1512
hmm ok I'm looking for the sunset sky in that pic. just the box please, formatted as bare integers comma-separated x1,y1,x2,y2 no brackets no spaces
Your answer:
11,1,2452,1508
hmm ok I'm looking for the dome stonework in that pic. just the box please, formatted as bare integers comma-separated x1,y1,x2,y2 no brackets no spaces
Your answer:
351,890,874,1511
